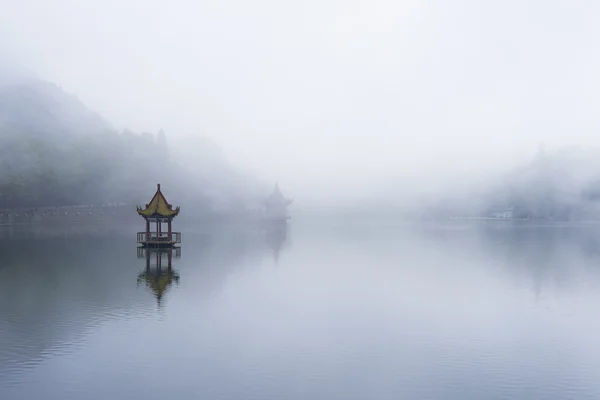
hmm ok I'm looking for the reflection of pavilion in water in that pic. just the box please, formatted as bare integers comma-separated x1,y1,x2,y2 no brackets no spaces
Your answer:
137,247,181,306
264,220,290,263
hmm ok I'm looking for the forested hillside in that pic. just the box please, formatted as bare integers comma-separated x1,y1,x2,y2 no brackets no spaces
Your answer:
0,66,265,212
420,146,600,221
482,147,600,220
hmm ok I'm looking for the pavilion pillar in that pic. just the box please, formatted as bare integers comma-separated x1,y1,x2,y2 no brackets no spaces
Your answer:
168,219,172,241
146,219,150,240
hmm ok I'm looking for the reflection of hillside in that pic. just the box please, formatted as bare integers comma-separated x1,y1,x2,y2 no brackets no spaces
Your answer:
0,229,140,379
0,225,271,381
410,222,600,301
474,224,600,299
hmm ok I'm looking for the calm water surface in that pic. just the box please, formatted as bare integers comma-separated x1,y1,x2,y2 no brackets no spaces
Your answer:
2,221,600,399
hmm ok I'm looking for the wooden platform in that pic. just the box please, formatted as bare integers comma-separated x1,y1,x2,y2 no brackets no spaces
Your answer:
137,232,181,248
138,241,179,248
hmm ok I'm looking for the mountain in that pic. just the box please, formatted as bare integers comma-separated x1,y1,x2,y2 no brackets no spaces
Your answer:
0,65,265,213
420,146,600,221
0,80,112,141
0,64,112,142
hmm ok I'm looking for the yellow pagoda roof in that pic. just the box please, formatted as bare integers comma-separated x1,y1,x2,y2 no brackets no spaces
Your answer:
136,183,180,218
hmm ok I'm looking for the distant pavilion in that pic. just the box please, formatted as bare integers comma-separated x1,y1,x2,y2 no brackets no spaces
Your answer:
136,184,181,248
264,183,293,221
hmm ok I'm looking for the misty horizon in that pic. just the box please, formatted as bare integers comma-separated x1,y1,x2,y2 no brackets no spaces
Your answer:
3,0,600,206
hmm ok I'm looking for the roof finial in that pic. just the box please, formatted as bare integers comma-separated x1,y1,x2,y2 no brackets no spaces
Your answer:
157,183,161,191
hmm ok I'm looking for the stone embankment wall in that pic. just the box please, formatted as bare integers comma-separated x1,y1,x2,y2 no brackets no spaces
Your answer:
0,204,139,226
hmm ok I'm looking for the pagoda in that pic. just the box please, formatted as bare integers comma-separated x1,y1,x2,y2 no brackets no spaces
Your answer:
136,183,181,248
264,183,293,221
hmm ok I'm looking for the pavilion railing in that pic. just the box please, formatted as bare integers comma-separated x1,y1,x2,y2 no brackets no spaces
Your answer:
136,232,181,243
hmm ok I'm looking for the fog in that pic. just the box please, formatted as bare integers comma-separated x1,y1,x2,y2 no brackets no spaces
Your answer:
2,0,600,209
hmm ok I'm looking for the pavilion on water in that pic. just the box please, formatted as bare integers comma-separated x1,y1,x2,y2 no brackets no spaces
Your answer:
264,183,293,221
136,184,181,247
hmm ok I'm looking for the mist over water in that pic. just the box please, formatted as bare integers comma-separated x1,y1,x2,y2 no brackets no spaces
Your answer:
2,222,600,399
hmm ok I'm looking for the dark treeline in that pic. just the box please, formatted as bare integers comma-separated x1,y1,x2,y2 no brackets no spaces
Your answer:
0,67,266,212
0,129,172,208
422,146,600,221
478,147,600,220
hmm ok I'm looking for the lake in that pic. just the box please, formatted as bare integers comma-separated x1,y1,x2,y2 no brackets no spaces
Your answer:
2,221,600,399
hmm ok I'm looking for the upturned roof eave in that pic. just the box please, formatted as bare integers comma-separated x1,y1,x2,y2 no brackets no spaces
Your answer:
136,209,180,219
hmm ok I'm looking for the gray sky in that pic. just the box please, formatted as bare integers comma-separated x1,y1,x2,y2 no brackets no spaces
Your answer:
2,0,600,203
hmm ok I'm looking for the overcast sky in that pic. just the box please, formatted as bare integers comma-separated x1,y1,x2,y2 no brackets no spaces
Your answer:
1,0,600,202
